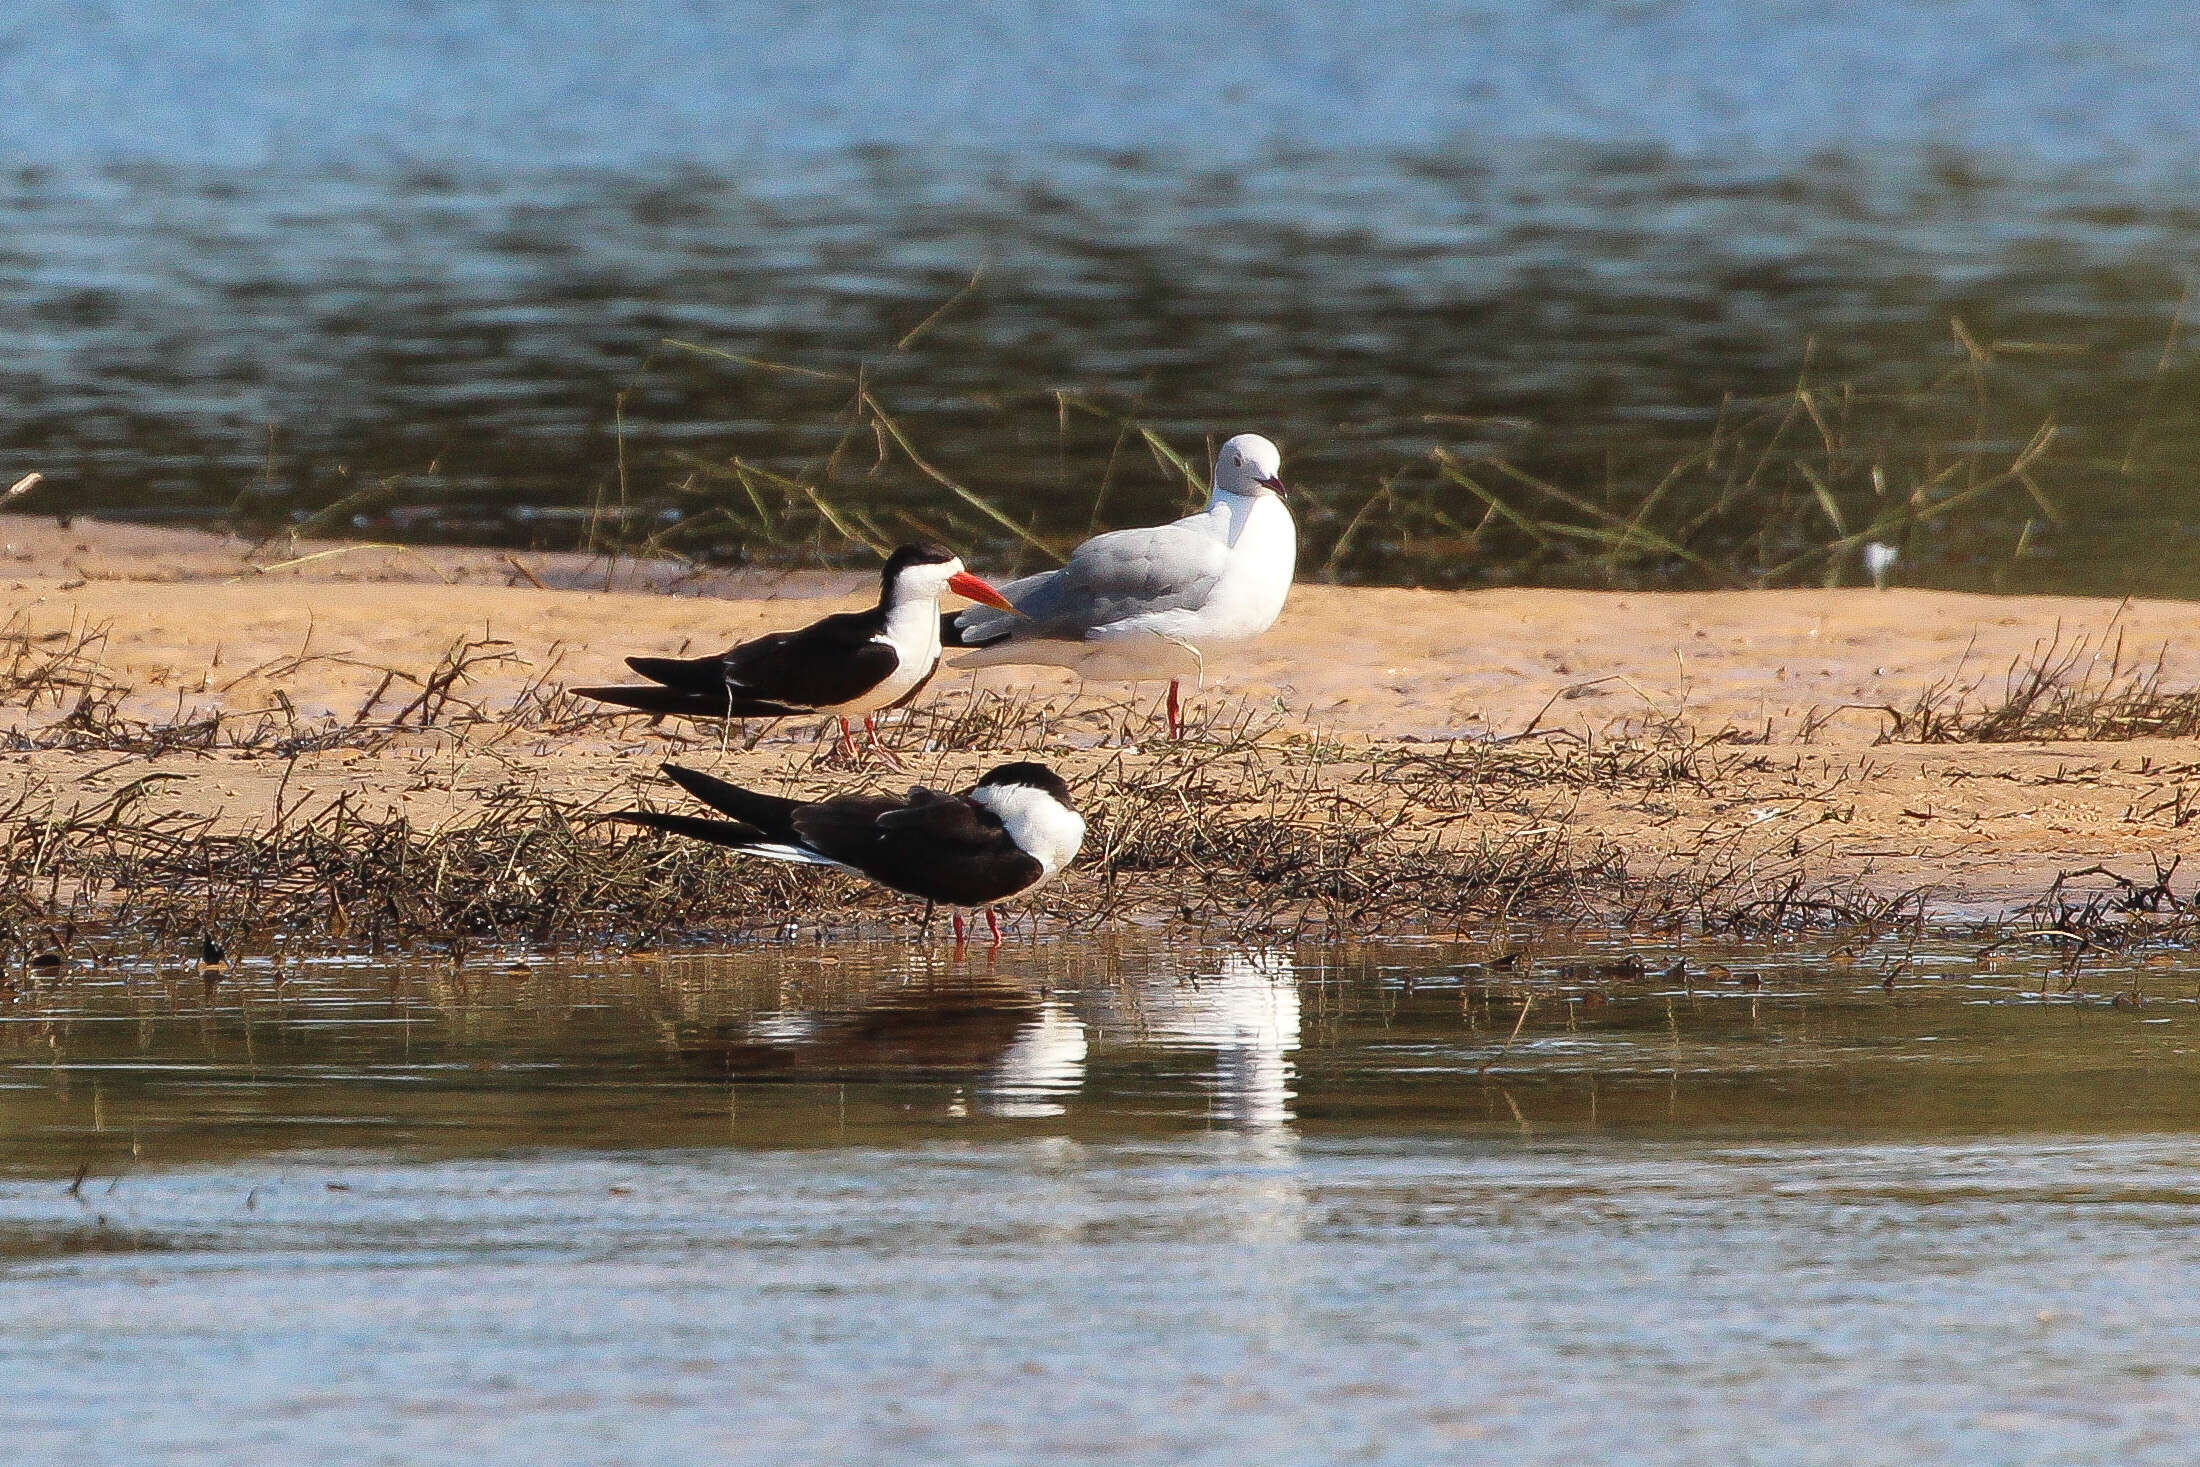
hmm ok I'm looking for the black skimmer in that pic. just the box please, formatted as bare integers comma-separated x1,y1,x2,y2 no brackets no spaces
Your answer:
576,543,1016,760
942,433,1296,738
615,760,1084,945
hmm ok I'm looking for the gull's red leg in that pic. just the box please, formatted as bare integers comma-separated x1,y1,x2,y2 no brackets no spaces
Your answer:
1166,679,1183,740
985,907,1003,947
952,911,967,948
837,718,860,759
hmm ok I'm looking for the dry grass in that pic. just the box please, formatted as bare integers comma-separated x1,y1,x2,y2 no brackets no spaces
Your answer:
1882,622,2200,743
0,611,622,756
0,778,813,964
1072,738,1619,935
1979,857,2200,1001
0,700,1902,963
0,617,2002,961
2013,857,2197,952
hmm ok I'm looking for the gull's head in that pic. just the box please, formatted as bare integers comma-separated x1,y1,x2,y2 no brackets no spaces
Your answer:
880,543,1014,611
1212,433,1286,499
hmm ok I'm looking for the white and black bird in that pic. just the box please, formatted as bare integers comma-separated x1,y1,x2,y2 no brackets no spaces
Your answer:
616,761,1084,945
577,543,1015,760
942,433,1296,737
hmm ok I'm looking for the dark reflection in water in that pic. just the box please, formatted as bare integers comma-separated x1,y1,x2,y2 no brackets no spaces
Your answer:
8,940,2200,1463
6,939,2199,1172
2,2,2199,590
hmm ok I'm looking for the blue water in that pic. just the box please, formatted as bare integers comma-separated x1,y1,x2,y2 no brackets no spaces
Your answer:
11,1139,2200,1465
0,1,2196,587
7,939,2200,1464
6,1,2194,173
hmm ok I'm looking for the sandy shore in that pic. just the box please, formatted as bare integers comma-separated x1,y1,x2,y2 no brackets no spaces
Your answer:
8,515,2200,930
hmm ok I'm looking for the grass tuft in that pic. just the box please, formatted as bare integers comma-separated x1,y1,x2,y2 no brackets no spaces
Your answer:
1884,622,2200,742
0,613,625,756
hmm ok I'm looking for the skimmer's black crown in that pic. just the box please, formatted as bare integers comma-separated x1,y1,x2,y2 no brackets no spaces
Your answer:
880,542,958,583
977,761,1075,810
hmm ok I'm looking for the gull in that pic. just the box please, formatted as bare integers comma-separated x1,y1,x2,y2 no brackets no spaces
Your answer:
615,760,1084,947
574,543,1014,762
942,432,1296,737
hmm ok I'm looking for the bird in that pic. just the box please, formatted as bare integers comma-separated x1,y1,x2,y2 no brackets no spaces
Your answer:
615,760,1084,946
575,543,1016,762
941,432,1296,738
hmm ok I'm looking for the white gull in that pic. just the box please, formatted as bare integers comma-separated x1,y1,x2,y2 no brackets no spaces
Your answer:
943,431,1297,736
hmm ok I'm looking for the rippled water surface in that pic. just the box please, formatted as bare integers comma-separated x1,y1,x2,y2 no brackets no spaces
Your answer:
3,2,2200,589
7,937,2200,1464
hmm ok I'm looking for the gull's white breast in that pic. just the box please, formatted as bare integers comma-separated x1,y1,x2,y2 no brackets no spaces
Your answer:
1090,491,1296,653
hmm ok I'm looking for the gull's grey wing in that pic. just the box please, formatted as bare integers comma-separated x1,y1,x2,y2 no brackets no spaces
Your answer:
961,520,1230,642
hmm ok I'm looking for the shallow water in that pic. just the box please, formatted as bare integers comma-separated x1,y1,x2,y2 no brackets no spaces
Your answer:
6,937,2200,1463
5,2,2200,591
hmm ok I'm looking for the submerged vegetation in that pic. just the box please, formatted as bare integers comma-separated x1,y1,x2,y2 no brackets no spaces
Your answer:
152,291,2194,600
459,309,2197,597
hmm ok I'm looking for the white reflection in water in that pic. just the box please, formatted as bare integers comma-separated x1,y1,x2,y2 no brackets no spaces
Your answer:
745,1013,822,1045
976,1001,1088,1119
1101,950,1301,1127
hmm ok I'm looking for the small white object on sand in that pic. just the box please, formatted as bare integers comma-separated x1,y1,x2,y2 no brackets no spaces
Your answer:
1863,541,1899,590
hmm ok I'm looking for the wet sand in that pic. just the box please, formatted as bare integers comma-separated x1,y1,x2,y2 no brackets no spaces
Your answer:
8,517,2200,918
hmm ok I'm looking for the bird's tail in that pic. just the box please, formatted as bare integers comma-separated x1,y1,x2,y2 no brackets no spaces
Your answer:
573,683,802,719
611,809,840,869
613,809,770,848
940,609,1014,650
659,764,804,842
625,654,737,693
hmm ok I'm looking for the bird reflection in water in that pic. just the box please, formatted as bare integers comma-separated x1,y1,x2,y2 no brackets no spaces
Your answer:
679,977,1087,1119
976,1001,1089,1118
675,951,1300,1128
1095,949,1301,1128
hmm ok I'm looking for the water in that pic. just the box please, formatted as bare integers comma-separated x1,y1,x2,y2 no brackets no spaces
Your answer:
3,2,2200,590
7,938,2200,1463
